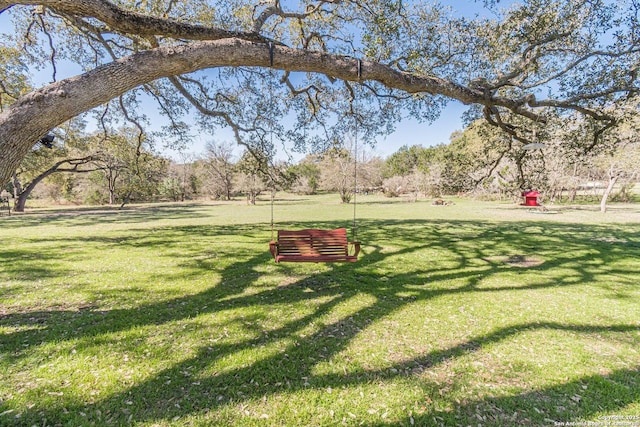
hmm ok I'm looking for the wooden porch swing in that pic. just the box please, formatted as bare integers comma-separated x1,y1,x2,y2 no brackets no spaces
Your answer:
269,228,360,263
269,60,363,264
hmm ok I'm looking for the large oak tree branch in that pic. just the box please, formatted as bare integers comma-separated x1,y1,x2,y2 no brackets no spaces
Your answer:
3,0,270,42
0,38,540,186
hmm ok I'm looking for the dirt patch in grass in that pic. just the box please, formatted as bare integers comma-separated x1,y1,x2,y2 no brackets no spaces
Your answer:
487,254,545,268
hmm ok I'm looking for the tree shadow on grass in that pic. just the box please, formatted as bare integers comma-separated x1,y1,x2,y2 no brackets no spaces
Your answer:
8,299,639,425
0,217,639,425
368,367,640,426
0,247,77,286
0,203,211,228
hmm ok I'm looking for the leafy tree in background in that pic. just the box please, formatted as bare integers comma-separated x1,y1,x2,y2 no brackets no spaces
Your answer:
595,144,640,212
289,156,322,195
87,128,167,205
592,100,640,212
158,175,183,202
162,155,199,202
442,122,514,195
159,160,198,202
384,146,416,178
235,150,270,205
0,46,29,111
383,145,435,178
10,119,99,211
0,0,637,189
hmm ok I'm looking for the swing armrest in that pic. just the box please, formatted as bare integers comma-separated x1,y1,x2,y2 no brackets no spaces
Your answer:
269,240,279,258
348,241,361,258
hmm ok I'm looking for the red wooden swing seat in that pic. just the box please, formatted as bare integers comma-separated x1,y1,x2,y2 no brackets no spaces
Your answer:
269,228,360,263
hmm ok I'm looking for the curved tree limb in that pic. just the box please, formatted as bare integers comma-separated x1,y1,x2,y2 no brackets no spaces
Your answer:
1,0,637,190
5,0,271,42
0,36,571,186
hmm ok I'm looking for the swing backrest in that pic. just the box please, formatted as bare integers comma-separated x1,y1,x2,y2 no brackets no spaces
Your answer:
270,228,359,263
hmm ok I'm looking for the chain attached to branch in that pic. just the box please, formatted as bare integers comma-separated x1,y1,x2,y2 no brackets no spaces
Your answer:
352,59,362,242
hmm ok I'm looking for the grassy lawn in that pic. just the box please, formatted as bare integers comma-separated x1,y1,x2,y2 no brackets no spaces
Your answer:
1,194,639,426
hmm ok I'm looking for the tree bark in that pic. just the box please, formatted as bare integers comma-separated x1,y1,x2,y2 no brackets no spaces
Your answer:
0,38,532,188
2,0,270,42
11,172,22,200
107,170,117,205
600,174,618,213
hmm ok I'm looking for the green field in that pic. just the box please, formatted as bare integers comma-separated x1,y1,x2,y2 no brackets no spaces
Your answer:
1,195,639,426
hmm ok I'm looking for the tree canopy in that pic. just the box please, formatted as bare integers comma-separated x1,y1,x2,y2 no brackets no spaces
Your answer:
0,0,638,187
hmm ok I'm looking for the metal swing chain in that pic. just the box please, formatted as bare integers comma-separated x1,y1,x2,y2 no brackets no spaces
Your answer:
352,59,362,244
270,189,275,242
268,41,276,243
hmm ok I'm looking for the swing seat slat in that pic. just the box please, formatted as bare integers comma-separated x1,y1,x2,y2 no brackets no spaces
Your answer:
270,228,360,263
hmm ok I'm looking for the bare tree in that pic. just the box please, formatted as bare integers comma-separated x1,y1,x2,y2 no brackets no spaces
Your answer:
595,143,640,213
235,150,267,205
317,144,355,203
202,141,236,200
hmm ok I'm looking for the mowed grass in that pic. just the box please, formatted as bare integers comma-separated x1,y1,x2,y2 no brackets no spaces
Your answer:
1,194,639,426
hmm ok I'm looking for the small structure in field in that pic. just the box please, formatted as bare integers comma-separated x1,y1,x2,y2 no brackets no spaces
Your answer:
521,190,540,207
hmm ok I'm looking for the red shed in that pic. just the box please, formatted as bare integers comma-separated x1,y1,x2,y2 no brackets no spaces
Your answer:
521,190,540,206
